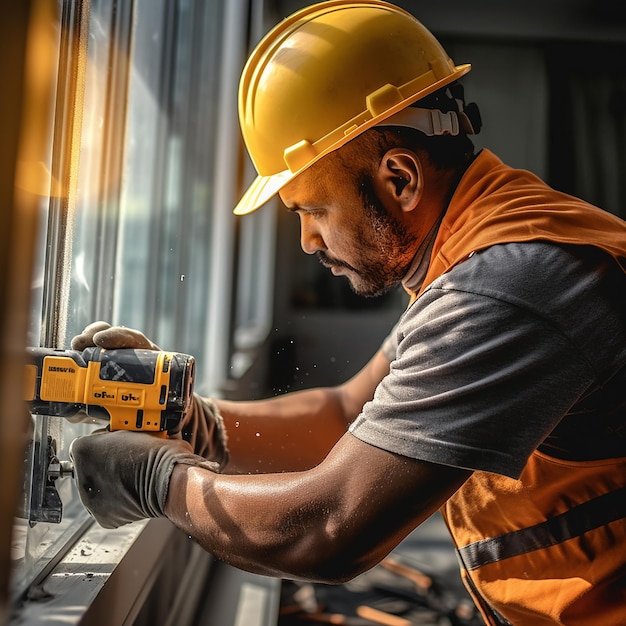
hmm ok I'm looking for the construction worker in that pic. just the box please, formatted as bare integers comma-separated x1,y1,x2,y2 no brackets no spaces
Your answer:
69,2,626,624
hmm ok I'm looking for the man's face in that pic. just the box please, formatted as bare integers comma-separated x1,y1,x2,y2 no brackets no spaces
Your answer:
279,158,416,298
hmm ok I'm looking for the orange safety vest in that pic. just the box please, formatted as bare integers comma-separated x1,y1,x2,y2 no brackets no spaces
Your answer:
415,150,626,625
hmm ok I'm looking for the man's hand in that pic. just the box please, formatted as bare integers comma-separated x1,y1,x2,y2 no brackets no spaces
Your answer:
69,430,219,529
71,321,160,350
70,322,229,470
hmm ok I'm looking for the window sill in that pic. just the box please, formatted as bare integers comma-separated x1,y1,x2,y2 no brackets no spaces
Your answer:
11,517,280,626
12,518,170,624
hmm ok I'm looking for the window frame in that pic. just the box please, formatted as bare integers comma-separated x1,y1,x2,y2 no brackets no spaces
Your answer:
10,0,277,620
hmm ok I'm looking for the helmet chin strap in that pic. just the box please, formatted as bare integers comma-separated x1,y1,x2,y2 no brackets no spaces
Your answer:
378,107,465,136
377,104,480,136
377,84,482,136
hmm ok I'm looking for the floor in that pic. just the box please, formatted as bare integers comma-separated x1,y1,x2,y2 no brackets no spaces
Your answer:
277,512,486,625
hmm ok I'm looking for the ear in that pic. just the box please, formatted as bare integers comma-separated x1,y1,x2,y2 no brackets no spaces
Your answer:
376,148,423,212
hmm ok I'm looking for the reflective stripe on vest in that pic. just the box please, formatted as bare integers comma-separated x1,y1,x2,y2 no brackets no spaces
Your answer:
458,486,626,571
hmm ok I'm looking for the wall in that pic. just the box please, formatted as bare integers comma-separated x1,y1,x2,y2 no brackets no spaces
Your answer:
252,0,626,396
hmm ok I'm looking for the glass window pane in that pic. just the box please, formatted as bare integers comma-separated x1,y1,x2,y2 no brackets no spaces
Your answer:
114,0,225,380
14,0,235,603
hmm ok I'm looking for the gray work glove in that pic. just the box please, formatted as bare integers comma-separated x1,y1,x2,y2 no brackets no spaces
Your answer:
70,321,229,471
69,429,219,529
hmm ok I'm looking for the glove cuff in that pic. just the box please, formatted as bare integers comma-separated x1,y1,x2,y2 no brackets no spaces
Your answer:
156,449,222,516
203,398,230,471
180,395,230,471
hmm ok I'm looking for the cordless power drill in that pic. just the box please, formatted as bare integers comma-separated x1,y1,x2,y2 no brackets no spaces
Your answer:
24,346,196,432
22,346,196,524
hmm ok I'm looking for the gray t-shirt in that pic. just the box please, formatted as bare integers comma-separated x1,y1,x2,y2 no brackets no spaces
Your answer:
349,242,626,479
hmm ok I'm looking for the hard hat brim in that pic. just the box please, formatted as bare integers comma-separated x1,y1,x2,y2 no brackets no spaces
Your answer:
233,169,292,216
234,62,471,216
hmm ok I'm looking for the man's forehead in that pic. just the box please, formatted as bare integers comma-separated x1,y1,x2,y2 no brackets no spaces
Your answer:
279,161,334,207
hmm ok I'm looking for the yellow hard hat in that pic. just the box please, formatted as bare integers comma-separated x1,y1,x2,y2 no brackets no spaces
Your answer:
234,0,471,215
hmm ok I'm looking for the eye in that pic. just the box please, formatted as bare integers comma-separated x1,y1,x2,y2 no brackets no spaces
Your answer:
291,204,327,220
305,208,325,219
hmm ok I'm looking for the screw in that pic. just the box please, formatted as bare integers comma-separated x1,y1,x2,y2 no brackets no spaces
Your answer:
47,458,74,481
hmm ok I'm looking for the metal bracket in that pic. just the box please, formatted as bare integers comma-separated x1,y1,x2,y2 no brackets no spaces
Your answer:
28,435,63,524
19,431,74,525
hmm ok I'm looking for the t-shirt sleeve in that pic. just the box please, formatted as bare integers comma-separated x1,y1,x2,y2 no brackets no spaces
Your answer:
349,244,615,478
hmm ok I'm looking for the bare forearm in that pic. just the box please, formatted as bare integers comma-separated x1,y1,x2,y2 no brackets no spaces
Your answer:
165,463,328,579
214,387,350,474
164,435,471,582
165,435,378,581
213,350,391,474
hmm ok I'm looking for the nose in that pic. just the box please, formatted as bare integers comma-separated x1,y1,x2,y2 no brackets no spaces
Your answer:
299,214,326,255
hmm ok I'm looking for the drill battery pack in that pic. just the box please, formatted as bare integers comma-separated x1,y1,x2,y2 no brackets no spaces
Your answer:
24,346,195,432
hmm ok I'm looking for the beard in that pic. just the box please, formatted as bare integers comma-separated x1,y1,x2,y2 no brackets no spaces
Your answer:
317,175,415,298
